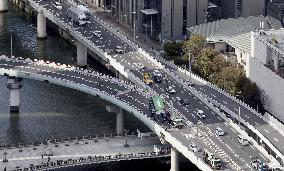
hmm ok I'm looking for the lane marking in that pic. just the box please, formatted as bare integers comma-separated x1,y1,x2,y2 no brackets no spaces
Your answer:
274,138,279,142
223,101,227,105
263,129,269,133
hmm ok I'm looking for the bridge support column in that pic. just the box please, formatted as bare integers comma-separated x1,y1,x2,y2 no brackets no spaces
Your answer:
170,147,179,171
116,108,124,135
6,77,23,113
106,105,124,135
77,42,87,67
37,12,47,39
0,0,8,12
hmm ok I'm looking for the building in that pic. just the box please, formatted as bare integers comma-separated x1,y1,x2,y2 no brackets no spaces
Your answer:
96,0,208,41
189,16,284,122
209,0,266,19
267,0,284,26
248,29,284,122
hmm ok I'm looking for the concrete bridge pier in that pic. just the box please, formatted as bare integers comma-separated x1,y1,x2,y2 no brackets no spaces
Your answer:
77,42,87,67
37,12,47,39
170,147,179,171
106,105,124,135
0,0,8,12
6,77,23,113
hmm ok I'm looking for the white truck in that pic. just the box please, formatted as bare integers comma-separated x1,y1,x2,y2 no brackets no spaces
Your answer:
67,6,89,26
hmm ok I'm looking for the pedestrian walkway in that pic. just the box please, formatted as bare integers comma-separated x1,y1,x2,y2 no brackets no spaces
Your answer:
0,135,168,171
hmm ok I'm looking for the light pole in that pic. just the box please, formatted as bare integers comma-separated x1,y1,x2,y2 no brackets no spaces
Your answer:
132,11,136,44
188,51,192,86
3,152,8,162
124,129,129,148
236,91,242,127
10,30,13,57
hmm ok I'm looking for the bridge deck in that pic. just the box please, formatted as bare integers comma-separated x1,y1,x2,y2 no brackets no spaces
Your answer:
0,135,165,171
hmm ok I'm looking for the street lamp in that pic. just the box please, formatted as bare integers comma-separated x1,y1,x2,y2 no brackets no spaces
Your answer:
10,30,13,57
188,50,192,86
236,91,242,127
3,152,8,162
132,11,136,44
124,129,129,148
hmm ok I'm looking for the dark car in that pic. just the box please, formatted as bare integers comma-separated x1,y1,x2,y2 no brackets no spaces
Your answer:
154,75,162,83
180,98,189,105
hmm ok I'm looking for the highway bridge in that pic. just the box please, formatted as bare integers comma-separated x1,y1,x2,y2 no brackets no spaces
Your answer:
0,0,284,170
0,133,169,171
0,56,278,171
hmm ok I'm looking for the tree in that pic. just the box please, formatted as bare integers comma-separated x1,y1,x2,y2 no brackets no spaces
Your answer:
163,41,183,57
217,67,243,95
182,34,206,61
196,48,218,78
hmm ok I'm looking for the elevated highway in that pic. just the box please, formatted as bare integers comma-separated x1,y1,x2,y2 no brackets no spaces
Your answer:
1,0,284,169
0,56,277,170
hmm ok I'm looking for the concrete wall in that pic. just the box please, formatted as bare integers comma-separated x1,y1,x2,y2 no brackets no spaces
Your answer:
221,0,236,19
247,56,284,123
242,0,265,17
214,42,226,52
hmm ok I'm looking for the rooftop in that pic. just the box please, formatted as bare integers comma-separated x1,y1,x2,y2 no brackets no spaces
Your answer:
188,15,283,43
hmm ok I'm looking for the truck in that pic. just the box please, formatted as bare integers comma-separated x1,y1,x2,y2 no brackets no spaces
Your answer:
151,95,165,115
67,6,89,26
143,72,153,85
77,5,91,19
203,149,222,169
169,113,184,129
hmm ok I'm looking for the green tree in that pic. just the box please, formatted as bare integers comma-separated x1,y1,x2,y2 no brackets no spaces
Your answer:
182,34,206,61
196,48,218,78
217,67,243,95
163,41,183,57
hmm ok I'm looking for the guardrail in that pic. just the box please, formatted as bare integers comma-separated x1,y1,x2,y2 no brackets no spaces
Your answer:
11,151,170,171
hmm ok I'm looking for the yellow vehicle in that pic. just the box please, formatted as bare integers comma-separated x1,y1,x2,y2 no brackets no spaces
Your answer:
143,72,153,85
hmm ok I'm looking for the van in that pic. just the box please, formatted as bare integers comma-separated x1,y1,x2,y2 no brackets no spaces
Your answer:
238,135,249,146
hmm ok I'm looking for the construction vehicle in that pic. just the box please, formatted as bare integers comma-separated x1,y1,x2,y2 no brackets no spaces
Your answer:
143,72,153,85
203,149,222,169
251,157,269,171
67,6,89,26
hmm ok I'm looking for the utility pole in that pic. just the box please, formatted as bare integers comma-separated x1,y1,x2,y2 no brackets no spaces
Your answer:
188,51,192,85
10,32,13,57
132,11,136,44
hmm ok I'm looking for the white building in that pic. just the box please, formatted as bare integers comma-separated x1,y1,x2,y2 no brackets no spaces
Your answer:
188,16,284,122
248,29,284,122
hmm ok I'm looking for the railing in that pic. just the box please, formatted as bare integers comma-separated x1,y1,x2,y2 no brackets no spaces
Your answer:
11,150,170,171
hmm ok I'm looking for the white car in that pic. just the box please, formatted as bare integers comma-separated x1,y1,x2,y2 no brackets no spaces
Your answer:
54,2,62,10
189,143,201,152
167,86,176,94
116,46,124,54
216,127,225,136
93,30,102,38
197,110,205,119
153,70,162,77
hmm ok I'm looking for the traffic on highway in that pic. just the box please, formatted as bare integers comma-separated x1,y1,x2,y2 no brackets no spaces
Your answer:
19,0,284,170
